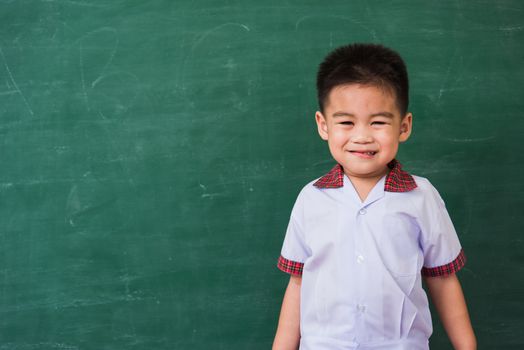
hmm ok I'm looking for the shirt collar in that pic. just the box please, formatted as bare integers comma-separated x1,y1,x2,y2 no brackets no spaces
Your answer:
313,159,417,192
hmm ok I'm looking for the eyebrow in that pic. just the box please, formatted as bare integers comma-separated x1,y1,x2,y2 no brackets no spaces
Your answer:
331,111,395,118
370,112,395,118
332,112,354,118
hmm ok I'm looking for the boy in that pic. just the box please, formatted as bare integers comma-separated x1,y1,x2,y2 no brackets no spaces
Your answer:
273,44,476,350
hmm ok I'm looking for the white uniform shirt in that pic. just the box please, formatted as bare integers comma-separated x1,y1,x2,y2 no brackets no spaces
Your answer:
278,161,465,350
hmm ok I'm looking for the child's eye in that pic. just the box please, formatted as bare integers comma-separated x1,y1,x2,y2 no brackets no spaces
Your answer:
371,121,387,125
340,121,354,125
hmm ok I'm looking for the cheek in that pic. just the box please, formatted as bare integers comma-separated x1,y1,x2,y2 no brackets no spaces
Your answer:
329,126,349,138
377,130,400,144
328,131,349,147
380,136,400,154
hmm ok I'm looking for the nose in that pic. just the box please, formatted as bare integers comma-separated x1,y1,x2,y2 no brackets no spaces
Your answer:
350,125,373,144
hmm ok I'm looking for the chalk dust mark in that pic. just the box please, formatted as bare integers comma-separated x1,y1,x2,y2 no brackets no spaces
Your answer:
0,342,79,350
436,49,461,107
191,22,250,51
91,71,140,117
437,66,452,105
65,183,117,227
201,192,226,199
91,71,139,89
93,30,119,84
445,136,496,143
199,183,226,199
0,90,17,96
294,15,378,41
91,74,105,88
72,27,118,53
499,25,524,32
66,185,80,227
78,45,90,111
363,1,379,41
73,27,119,86
93,109,137,188
461,197,473,237
312,158,336,167
74,27,120,112
178,23,250,99
41,0,117,8
0,46,34,116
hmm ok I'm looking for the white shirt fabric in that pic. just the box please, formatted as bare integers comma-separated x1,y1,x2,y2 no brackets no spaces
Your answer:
280,173,463,350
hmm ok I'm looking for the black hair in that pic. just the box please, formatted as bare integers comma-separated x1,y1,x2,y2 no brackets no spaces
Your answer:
316,43,409,115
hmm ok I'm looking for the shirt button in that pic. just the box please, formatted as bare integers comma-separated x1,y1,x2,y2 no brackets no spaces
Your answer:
359,208,366,215
357,255,365,264
357,304,366,313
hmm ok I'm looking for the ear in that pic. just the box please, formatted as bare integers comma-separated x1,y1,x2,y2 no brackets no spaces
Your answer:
399,112,413,142
315,111,329,141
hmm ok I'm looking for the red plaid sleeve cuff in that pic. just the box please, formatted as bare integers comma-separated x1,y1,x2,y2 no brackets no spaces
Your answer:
277,255,304,276
422,249,466,277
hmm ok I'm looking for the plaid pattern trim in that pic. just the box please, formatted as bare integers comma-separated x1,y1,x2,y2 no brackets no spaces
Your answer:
277,255,304,276
313,164,345,188
384,159,417,192
422,249,466,277
313,159,417,192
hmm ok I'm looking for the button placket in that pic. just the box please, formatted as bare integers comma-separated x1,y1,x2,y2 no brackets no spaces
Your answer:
354,205,366,325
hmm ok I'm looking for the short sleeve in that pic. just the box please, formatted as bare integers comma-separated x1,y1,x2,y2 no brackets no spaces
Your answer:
277,193,310,276
417,181,466,277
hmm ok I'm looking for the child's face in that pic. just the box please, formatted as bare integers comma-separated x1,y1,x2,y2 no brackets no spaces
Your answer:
315,84,412,183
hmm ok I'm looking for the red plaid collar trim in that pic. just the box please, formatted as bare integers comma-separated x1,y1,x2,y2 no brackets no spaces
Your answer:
313,159,417,192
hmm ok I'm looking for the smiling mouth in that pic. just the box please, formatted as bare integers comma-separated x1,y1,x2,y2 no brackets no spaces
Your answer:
350,151,377,156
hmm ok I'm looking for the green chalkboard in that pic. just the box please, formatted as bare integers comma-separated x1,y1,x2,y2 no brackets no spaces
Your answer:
1,1,523,349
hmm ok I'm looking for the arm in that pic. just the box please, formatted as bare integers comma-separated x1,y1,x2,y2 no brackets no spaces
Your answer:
272,275,301,350
425,273,476,350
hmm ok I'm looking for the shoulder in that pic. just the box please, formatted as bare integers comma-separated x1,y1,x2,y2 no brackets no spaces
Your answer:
385,173,444,207
294,177,327,201
411,175,445,201
412,175,436,192
407,175,449,217
290,175,340,213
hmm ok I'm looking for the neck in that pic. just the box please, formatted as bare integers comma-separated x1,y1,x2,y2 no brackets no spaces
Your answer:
348,176,383,202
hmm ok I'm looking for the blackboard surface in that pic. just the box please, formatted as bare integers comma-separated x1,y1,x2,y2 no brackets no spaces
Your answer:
1,1,523,349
